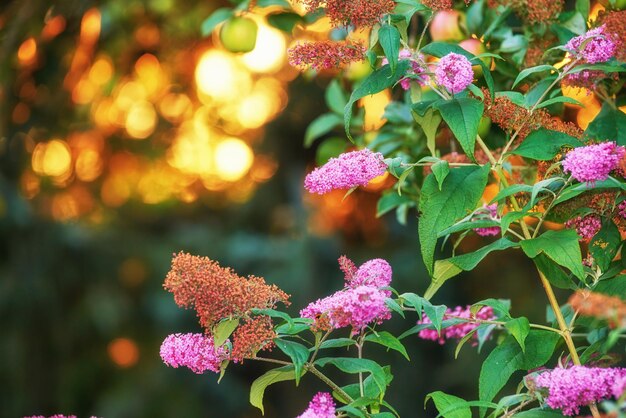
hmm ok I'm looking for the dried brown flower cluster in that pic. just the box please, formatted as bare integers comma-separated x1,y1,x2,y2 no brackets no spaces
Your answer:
422,0,453,10
488,0,562,24
596,10,626,62
164,252,290,329
300,0,395,28
524,37,556,68
569,290,626,328
288,41,366,71
482,88,583,143
231,316,277,362
550,190,617,221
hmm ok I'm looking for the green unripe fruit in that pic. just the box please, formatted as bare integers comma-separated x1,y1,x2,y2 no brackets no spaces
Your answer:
219,16,258,53
478,116,491,139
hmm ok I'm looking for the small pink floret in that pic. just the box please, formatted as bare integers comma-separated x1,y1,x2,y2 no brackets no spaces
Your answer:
160,333,228,374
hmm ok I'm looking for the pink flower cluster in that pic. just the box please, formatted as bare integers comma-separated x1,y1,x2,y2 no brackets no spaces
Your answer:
565,25,616,64
417,305,496,344
296,392,336,418
304,148,387,194
382,49,428,90
474,204,501,237
561,142,625,184
565,214,602,241
613,375,626,399
534,366,626,416
24,416,99,418
300,257,392,334
160,333,229,374
435,53,474,94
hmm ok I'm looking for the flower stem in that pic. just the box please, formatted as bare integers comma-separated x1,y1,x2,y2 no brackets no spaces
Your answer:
306,364,355,404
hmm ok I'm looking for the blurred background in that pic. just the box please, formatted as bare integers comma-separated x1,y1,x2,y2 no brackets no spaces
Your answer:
0,0,567,416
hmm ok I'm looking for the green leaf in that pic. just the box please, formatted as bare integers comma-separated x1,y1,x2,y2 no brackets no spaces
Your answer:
325,79,348,115
575,0,590,19
425,391,471,418
521,229,585,280
365,331,410,361
585,102,626,145
424,260,463,300
316,338,357,350
454,329,478,359
594,274,626,297
419,165,491,275
533,254,576,290
274,339,309,385
377,192,412,217
512,65,555,88
213,317,239,347
425,239,518,299
413,108,442,156
423,302,447,335
510,128,583,160
379,24,401,74
305,113,343,147
250,366,296,414
449,238,518,271
344,60,411,141
478,331,560,416
536,95,583,109
504,317,530,353
589,219,621,272
432,160,450,191
266,12,303,32
399,292,425,317
554,177,626,205
315,357,388,394
434,98,484,160
200,8,234,36
256,0,291,7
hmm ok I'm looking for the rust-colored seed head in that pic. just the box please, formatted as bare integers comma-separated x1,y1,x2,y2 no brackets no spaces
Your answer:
597,10,626,62
231,316,277,362
569,290,626,329
163,252,290,330
288,41,366,71
300,0,395,28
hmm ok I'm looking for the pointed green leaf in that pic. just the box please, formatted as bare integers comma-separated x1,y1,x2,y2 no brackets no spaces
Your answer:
521,229,585,280
213,318,240,347
425,391,471,418
250,366,296,414
200,8,234,37
512,65,556,88
419,165,491,275
504,317,530,353
315,357,388,394
510,128,584,160
305,113,343,147
432,160,450,191
365,331,410,360
434,98,484,160
275,339,310,385
379,24,401,74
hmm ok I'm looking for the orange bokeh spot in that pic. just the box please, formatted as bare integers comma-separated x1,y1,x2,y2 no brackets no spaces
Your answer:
107,338,139,368
80,8,101,45
42,15,66,40
18,37,37,66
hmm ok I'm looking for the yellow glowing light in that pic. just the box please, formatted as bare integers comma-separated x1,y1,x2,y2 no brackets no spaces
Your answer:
554,56,572,70
32,140,72,178
80,8,101,45
125,101,157,139
236,91,278,129
17,37,37,66
137,164,176,204
108,338,139,368
214,138,254,182
51,191,81,221
135,53,164,97
577,100,602,130
562,85,596,108
167,127,215,176
195,50,252,102
159,93,192,123
241,22,286,73
101,175,131,207
72,78,97,105
361,90,391,132
115,81,147,111
75,149,103,182
89,56,114,85
589,2,605,24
